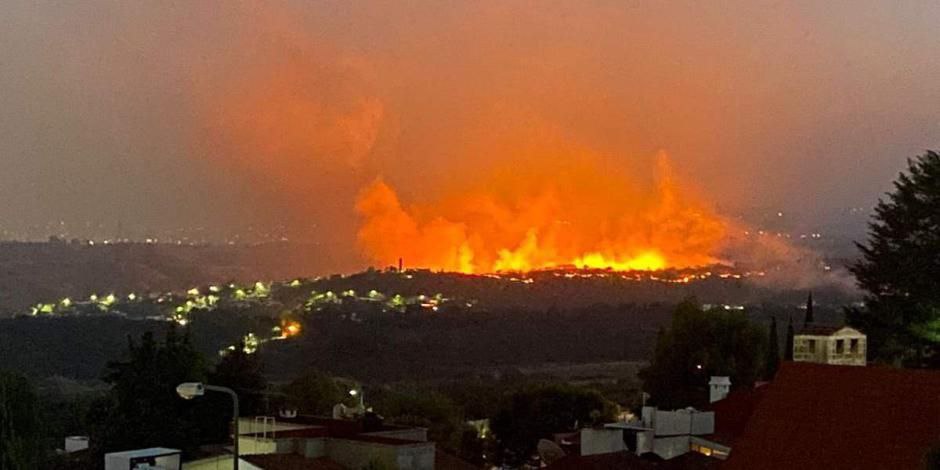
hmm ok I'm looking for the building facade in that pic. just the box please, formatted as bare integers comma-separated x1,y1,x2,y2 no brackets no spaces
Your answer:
793,325,866,366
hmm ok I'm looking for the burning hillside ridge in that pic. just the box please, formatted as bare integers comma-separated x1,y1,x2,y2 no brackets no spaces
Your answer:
356,152,728,273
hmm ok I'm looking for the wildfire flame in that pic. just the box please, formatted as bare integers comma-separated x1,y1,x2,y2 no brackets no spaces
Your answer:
280,319,303,338
356,152,726,273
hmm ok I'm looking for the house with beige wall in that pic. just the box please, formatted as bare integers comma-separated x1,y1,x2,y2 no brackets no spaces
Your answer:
793,325,866,366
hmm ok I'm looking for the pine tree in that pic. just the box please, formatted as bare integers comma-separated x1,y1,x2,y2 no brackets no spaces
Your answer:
765,316,780,379
804,292,814,326
784,316,795,361
849,150,940,368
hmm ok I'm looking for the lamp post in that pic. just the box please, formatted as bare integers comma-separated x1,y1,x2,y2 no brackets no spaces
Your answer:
177,383,239,470
349,388,364,410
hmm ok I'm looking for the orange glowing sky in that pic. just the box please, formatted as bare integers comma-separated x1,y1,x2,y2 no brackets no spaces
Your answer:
2,1,939,275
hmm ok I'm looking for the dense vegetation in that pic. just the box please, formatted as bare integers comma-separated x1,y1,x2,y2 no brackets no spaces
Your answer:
0,297,847,384
0,328,635,469
850,150,940,368
262,302,672,381
0,372,44,470
639,300,769,409
491,384,618,465
0,312,272,380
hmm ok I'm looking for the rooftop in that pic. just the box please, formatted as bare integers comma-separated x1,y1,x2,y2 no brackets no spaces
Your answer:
275,415,420,435
703,383,768,446
723,362,940,470
105,447,180,459
240,415,426,446
241,454,345,470
795,324,860,336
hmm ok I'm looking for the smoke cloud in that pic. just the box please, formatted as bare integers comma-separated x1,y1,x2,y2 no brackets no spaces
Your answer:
2,1,939,274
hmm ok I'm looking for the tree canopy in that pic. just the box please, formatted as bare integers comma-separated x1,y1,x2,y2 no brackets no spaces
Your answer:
640,299,767,409
491,383,617,465
281,371,347,415
849,150,940,368
0,371,44,470
370,387,464,453
209,341,268,416
89,327,225,459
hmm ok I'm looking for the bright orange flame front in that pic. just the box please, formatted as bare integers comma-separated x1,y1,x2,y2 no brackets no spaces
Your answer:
573,251,667,271
281,320,302,338
356,151,727,273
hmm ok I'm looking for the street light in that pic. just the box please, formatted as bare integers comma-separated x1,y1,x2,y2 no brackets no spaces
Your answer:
349,388,364,410
177,383,239,470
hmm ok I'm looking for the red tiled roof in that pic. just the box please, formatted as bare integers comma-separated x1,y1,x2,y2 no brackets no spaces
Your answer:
241,454,345,470
723,362,940,470
796,324,853,336
546,451,718,469
703,384,768,446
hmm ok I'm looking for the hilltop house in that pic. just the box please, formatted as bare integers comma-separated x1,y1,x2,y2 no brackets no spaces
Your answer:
793,325,866,366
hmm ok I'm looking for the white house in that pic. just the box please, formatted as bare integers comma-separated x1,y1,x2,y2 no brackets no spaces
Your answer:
105,448,181,470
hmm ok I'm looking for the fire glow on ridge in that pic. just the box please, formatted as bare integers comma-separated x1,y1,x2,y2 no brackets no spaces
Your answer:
356,151,727,274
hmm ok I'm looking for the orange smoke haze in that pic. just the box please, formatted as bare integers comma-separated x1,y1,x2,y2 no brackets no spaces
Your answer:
181,4,734,274
148,2,855,285
356,151,727,273
195,6,384,202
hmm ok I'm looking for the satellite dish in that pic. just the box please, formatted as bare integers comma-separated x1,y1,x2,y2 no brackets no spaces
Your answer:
537,439,566,464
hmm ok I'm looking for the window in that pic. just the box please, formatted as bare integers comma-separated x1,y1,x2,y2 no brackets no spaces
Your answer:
836,339,844,354
850,338,859,353
808,339,816,353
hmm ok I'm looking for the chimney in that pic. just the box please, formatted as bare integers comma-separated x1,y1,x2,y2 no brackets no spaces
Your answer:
709,376,731,403
65,436,89,453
